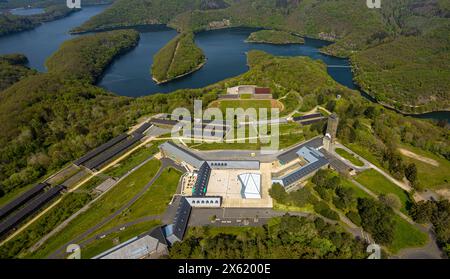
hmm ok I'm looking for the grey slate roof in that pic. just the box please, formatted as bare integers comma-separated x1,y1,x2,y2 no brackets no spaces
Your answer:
277,137,324,164
173,197,192,241
0,182,48,220
0,185,65,237
192,162,211,197
159,141,205,169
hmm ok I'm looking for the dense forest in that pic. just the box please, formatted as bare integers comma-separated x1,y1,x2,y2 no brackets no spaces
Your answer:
46,29,140,83
70,0,450,113
170,215,367,259
246,30,304,44
0,30,141,200
0,53,35,91
151,32,205,83
351,1,450,113
410,199,450,257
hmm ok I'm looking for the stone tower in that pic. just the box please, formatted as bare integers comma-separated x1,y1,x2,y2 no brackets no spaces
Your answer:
326,113,339,143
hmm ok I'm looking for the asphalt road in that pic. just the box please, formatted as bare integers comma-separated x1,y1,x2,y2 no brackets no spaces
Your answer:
48,158,184,259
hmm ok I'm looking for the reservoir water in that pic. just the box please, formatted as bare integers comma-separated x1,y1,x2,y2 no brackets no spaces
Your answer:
9,8,45,16
0,6,107,71
0,6,448,122
99,27,355,97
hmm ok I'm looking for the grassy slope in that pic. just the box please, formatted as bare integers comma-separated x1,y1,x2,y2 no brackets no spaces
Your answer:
151,32,205,83
335,148,364,167
399,144,450,189
246,30,304,44
81,219,162,259
29,159,161,258
97,167,181,231
355,169,412,214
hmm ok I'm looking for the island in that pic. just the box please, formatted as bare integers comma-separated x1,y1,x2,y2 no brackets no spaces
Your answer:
151,32,206,84
246,30,305,45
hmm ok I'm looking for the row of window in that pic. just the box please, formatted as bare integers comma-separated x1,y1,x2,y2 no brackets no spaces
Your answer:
189,199,220,204
210,162,228,167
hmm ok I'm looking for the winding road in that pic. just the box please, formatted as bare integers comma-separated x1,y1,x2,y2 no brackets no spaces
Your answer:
48,158,185,259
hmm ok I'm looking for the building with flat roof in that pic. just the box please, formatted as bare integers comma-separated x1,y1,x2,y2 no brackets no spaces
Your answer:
93,227,168,259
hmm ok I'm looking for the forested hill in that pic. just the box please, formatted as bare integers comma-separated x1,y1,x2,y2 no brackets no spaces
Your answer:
0,5,76,36
73,0,388,56
0,1,116,37
0,30,141,201
71,0,450,112
0,54,35,91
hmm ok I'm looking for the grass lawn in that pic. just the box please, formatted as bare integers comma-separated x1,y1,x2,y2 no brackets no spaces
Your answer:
355,169,412,214
340,178,373,200
240,94,252,99
388,215,428,253
335,148,364,167
399,144,450,190
81,220,162,259
187,226,263,239
347,143,383,168
209,99,283,116
273,200,314,213
102,167,182,230
29,159,162,258
189,121,306,151
104,143,160,178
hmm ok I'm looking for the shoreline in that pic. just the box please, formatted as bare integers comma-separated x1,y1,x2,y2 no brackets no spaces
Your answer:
152,59,207,85
78,24,447,118
245,39,305,45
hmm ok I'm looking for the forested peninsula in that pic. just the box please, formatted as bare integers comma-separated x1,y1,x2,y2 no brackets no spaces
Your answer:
70,0,450,113
151,32,205,84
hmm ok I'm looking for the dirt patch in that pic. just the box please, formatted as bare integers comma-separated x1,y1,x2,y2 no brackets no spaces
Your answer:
436,189,450,201
398,148,439,167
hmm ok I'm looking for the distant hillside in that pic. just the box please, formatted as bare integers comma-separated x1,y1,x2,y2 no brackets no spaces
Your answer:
74,0,388,56
351,0,450,113
0,4,76,37
246,30,305,45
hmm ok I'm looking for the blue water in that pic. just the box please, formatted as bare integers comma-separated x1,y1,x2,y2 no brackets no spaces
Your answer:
0,6,107,72
99,27,356,97
9,8,45,16
0,6,447,122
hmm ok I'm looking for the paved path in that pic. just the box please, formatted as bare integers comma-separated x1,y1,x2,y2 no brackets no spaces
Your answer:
29,155,157,253
350,179,443,258
48,158,184,259
190,136,323,163
331,143,371,172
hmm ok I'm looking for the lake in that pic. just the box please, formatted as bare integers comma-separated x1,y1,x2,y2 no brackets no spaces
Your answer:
0,6,447,123
99,27,356,97
0,6,107,72
9,8,45,16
